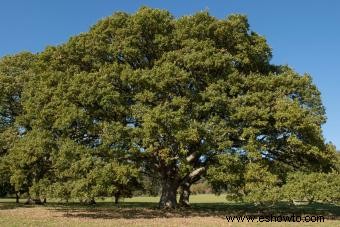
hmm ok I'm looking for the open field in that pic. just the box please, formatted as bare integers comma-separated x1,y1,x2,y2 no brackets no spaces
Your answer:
0,194,340,226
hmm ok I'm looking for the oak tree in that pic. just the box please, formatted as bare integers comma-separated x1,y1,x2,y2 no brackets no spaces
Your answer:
0,7,335,209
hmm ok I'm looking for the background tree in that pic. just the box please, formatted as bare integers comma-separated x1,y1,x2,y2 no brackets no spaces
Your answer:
281,171,340,203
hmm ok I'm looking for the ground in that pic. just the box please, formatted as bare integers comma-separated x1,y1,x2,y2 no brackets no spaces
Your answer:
0,194,339,226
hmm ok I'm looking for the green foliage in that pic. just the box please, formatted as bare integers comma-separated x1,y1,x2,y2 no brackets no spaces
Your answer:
138,175,161,196
282,172,340,203
0,52,36,132
0,52,37,196
242,163,281,204
7,129,55,193
206,153,245,196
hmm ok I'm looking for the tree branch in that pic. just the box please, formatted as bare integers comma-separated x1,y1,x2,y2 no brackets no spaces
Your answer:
188,166,206,182
186,151,198,163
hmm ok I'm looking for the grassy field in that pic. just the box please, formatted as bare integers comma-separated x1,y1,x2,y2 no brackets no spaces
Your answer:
0,194,339,226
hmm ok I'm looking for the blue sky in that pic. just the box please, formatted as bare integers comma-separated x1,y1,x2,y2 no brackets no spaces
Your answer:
1,0,339,149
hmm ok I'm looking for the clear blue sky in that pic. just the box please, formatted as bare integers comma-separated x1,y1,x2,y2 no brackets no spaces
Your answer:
1,0,339,149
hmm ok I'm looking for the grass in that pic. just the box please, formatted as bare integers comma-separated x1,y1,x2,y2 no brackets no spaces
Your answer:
0,194,340,226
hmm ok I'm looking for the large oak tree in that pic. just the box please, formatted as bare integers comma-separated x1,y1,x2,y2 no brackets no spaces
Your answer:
0,7,335,208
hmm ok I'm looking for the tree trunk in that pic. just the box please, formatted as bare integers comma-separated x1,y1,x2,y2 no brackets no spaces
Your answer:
159,178,178,209
179,182,191,207
15,192,19,204
43,198,47,203
179,166,206,207
114,192,120,204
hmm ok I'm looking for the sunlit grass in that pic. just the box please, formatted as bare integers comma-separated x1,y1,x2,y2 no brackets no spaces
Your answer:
100,193,229,203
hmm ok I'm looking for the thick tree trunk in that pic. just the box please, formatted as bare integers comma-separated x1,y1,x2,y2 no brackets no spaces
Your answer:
159,178,178,209
15,192,19,203
179,182,191,207
179,166,206,207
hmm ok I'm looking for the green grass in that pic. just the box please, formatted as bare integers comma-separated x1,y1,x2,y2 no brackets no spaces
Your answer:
0,194,340,226
123,194,228,203
94,193,229,204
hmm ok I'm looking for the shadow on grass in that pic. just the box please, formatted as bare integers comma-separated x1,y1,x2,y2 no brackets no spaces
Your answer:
0,201,47,210
52,201,340,220
1,200,340,220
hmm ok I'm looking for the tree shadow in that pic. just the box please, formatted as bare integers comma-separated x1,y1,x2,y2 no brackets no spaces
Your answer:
0,201,35,210
52,202,340,220
1,200,340,220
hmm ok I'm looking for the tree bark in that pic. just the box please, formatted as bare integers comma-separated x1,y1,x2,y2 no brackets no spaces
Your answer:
15,192,19,204
179,182,191,207
186,151,198,163
159,178,178,209
179,167,206,207
114,192,120,204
